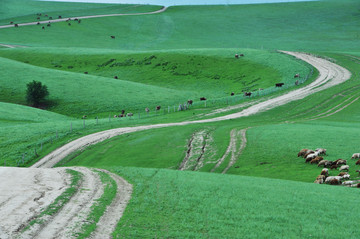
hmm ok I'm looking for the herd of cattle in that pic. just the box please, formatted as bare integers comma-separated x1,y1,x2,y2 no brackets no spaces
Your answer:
297,148,360,187
11,13,81,28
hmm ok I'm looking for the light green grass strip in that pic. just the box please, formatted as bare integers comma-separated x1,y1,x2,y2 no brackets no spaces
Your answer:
74,169,117,239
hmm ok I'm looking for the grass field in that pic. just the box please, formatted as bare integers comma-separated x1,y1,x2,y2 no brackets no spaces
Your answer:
2,0,360,237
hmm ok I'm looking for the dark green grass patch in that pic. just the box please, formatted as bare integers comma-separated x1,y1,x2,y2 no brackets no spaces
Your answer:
110,167,360,238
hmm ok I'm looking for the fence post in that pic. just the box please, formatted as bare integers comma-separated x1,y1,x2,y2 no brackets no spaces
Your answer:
83,119,85,128
34,146,38,157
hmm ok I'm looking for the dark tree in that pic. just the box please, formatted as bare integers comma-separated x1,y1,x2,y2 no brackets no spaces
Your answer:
26,80,49,107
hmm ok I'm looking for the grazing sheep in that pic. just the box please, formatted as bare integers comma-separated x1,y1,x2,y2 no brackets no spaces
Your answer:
324,161,333,168
47,23,51,27
240,54,244,57
306,153,318,161
314,175,326,184
352,153,360,159
318,160,329,167
315,148,327,155
338,172,349,177
325,176,342,185
58,15,62,19
200,97,207,101
342,174,350,180
42,26,45,29
110,35,115,39
320,168,329,177
298,149,309,157
330,164,338,170
121,109,125,114
113,115,117,118
118,114,125,118
336,159,347,166
304,151,315,158
244,92,252,97
114,76,118,79
342,181,353,186
84,72,88,74
145,107,150,113
82,115,87,119
235,54,239,59
356,159,360,165
275,83,284,87
339,165,349,172
156,105,161,111
294,74,300,78
231,92,235,96
187,99,193,105
127,113,133,117
310,157,322,164
14,24,19,27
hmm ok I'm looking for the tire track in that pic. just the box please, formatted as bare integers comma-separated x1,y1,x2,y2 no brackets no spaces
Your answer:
222,129,247,174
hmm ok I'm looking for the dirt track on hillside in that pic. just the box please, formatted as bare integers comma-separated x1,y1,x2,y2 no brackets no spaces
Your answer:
0,6,167,29
31,51,351,169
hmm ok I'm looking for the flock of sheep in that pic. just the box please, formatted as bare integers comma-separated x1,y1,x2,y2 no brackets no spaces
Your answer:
297,149,360,187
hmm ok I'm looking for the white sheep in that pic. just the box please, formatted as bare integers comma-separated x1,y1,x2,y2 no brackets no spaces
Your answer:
325,176,342,184
351,153,360,159
339,165,349,171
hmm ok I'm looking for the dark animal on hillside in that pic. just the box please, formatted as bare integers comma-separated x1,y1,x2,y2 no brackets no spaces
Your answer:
37,17,40,20
45,14,48,17
156,106,161,111
37,13,42,16
244,92,252,97
240,54,244,57
356,159,360,165
14,24,18,27
111,36,115,39
49,17,53,20
58,16,62,19
187,100,193,105
275,83,284,87
127,113,133,117
121,110,125,114
84,72,88,74
119,114,125,117
200,97,207,101
74,18,79,21
68,23,71,26
68,18,71,21
10,21,14,24
37,22,40,25
42,26,45,29
82,115,87,119
231,92,235,96
114,76,118,79
297,148,309,157
330,164,338,170
294,74,300,78
357,183,360,188
78,20,81,23
235,54,239,59
47,23,51,27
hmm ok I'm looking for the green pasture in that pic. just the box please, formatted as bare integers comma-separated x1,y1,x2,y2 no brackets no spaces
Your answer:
0,48,309,117
107,167,360,238
0,0,359,52
0,0,161,25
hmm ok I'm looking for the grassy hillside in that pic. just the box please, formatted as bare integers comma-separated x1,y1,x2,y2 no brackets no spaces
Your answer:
0,48,309,117
0,0,161,25
0,0,359,52
107,167,360,238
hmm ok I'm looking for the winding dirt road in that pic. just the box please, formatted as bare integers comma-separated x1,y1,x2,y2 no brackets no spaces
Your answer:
31,51,351,169
0,6,167,29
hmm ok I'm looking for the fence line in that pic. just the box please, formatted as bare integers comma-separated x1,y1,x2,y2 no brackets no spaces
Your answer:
10,65,313,168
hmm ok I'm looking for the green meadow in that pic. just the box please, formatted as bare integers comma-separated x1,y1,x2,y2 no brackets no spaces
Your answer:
2,0,360,237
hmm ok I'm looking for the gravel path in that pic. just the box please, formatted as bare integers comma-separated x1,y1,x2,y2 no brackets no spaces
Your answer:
0,6,167,29
31,51,351,169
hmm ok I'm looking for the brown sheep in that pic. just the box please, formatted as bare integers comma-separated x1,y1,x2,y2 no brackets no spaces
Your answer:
314,175,326,184
297,149,308,157
187,100,193,105
310,157,322,164
330,164,338,170
320,168,329,177
356,159,360,165
357,183,360,188
156,106,161,111
329,178,340,185
305,157,313,163
336,159,347,166
304,151,315,158
338,172,348,177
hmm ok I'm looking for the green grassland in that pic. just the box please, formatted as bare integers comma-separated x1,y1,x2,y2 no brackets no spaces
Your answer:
0,48,309,117
0,0,359,52
0,0,162,25
109,167,360,238
2,0,360,237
